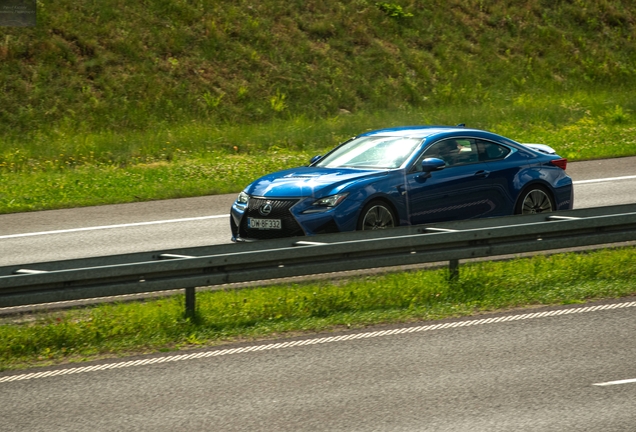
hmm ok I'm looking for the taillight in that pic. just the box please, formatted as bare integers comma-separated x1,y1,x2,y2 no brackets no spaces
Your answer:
550,158,567,170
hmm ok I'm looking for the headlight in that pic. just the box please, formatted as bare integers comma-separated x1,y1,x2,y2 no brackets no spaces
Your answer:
237,191,249,205
312,193,348,207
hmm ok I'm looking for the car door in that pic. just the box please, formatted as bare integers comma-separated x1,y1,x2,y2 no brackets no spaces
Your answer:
405,138,502,225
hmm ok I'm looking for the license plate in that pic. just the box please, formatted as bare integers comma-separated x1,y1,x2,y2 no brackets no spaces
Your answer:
248,218,282,230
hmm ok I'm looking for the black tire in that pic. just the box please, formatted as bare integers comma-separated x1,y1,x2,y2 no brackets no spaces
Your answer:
357,200,397,230
515,186,555,215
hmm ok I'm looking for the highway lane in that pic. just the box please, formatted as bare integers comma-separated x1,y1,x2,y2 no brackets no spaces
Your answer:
1,156,635,266
1,299,635,431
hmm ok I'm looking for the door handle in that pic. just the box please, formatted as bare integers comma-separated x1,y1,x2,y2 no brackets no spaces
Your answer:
475,170,490,178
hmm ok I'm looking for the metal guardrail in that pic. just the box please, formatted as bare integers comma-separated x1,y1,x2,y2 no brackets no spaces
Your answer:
2,203,636,315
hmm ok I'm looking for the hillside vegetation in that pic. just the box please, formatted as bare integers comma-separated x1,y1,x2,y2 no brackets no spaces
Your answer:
2,0,635,136
1,0,636,212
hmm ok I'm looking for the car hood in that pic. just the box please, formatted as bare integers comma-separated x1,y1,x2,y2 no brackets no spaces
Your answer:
245,166,387,198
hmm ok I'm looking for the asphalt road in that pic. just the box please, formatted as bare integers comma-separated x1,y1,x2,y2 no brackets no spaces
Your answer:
1,299,635,431
1,158,635,431
1,156,635,266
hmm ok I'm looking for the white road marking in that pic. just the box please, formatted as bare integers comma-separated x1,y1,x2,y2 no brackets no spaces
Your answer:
573,175,636,185
0,215,229,240
1,300,635,384
1,175,633,240
593,378,636,387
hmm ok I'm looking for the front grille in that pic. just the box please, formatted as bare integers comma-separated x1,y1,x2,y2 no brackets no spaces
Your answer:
239,198,304,240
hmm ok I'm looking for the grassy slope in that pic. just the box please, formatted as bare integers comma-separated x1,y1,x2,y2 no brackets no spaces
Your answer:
1,0,635,137
1,1,636,213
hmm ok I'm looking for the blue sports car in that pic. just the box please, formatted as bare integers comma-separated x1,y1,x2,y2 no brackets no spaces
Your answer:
231,126,573,241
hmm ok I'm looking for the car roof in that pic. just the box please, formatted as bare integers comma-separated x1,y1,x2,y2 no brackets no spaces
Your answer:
358,126,481,139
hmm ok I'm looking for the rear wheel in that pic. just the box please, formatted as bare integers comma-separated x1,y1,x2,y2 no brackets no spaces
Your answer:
516,186,555,215
357,201,397,230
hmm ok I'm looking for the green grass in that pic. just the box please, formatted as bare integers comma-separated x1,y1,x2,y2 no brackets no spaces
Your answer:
2,93,636,213
5,0,635,135
1,247,635,371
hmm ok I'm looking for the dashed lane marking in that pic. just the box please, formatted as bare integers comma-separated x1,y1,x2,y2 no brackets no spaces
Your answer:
2,300,635,384
593,378,636,387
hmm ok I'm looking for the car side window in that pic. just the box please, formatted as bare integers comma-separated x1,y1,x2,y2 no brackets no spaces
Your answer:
417,138,480,169
478,141,511,161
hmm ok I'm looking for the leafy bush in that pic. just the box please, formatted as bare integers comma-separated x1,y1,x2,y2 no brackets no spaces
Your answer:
375,2,413,19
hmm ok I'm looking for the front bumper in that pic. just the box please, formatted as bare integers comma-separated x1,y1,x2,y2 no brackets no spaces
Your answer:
230,196,351,241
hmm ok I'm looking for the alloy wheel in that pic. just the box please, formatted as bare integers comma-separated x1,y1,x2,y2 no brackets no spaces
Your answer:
361,205,395,230
521,189,553,214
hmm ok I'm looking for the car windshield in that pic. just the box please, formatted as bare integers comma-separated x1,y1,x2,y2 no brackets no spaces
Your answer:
315,136,422,169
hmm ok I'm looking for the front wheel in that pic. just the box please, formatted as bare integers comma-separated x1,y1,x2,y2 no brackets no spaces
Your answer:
516,186,555,215
357,201,397,230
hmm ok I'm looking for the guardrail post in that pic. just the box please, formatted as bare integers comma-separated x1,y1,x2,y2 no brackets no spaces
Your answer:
449,259,459,282
185,287,196,318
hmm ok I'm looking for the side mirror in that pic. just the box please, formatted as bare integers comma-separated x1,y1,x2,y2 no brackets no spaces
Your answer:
421,158,446,172
309,155,322,165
